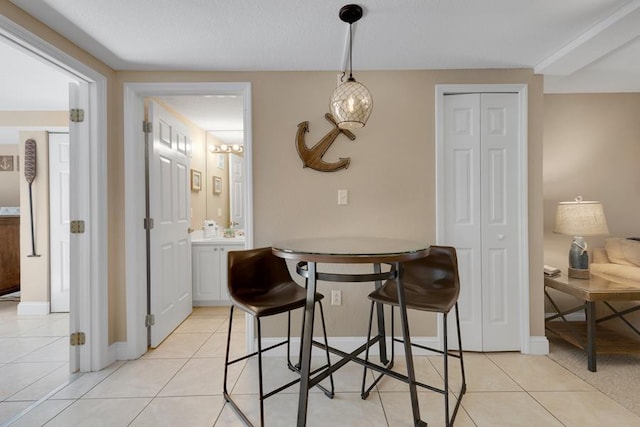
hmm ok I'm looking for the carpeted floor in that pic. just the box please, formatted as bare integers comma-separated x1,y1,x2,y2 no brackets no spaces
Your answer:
547,335,640,416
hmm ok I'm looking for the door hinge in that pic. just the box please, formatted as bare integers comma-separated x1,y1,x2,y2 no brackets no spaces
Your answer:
144,218,154,230
70,108,85,123
143,121,152,133
70,220,85,234
70,332,86,346
145,314,155,327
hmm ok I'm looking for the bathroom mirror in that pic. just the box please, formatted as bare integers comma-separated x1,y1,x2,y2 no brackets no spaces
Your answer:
206,129,245,230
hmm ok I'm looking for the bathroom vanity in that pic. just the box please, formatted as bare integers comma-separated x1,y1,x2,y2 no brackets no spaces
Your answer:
191,233,245,306
0,215,20,296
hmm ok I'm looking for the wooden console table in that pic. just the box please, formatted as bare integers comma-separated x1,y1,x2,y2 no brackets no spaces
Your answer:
544,273,640,372
0,216,20,296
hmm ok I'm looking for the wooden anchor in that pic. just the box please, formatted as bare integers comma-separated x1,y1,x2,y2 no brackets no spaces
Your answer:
296,113,356,172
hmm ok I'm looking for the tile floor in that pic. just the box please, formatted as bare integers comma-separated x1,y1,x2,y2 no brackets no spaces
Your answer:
1,304,639,426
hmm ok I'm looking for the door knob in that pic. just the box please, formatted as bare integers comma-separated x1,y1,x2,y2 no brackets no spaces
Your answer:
498,234,505,240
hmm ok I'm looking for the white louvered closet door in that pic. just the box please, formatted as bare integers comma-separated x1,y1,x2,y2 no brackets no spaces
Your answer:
442,93,521,351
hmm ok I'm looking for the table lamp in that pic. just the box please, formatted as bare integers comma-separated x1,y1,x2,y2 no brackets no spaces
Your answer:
553,196,609,279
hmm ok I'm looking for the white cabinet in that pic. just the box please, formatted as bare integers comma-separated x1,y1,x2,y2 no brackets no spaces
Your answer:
192,239,244,306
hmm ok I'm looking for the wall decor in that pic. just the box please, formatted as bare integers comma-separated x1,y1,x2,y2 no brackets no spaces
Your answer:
213,176,222,194
24,139,40,257
191,169,202,191
296,113,356,172
217,154,225,169
0,155,14,171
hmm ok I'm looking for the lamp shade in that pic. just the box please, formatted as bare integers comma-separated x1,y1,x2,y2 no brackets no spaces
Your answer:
329,78,373,129
553,199,609,236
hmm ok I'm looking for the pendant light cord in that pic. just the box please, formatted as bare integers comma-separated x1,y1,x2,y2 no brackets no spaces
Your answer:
348,22,353,80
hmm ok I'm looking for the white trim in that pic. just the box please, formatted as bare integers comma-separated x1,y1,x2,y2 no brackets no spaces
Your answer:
17,302,50,316
527,336,550,355
534,1,640,75
435,84,531,354
123,82,254,360
0,17,109,372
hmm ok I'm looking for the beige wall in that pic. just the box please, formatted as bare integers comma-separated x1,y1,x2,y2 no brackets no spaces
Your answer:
0,145,19,206
2,2,545,346
0,111,69,207
0,111,68,127
544,93,640,328
116,69,545,339
18,131,49,304
1,0,119,342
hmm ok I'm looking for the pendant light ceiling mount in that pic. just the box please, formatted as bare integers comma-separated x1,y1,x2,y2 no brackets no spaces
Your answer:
330,3,373,130
339,4,363,26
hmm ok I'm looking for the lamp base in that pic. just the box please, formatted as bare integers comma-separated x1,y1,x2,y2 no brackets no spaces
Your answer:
568,267,590,279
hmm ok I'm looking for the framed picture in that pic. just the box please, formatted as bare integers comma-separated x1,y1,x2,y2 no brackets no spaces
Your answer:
0,155,14,172
216,154,225,170
190,169,202,191
213,176,222,194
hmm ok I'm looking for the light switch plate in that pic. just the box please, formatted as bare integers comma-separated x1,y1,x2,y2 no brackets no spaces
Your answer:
338,189,348,205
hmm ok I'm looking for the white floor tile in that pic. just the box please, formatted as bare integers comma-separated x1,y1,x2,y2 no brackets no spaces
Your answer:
158,357,243,397
13,337,69,363
50,361,125,400
0,337,59,363
43,397,151,427
142,333,210,359
6,363,71,402
0,401,32,425
2,305,639,427
0,362,64,400
129,395,225,427
7,399,74,427
84,359,187,398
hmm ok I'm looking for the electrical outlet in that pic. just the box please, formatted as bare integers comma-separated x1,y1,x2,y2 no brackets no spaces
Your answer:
331,290,342,306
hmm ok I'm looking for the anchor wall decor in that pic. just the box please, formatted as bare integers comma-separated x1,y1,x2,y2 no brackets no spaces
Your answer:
296,113,356,172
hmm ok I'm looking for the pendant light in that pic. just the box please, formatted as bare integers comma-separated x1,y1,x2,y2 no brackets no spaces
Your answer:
330,4,373,129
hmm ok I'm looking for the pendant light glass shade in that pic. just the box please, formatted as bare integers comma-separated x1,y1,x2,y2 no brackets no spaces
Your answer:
330,77,373,129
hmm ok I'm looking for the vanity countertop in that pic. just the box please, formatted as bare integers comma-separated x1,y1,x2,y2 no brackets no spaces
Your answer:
191,236,245,245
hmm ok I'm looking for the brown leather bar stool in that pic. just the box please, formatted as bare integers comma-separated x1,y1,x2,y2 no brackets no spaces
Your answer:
361,246,467,427
223,247,334,427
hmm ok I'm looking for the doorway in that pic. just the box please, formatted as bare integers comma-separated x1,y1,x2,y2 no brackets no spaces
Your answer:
435,84,531,353
123,82,253,359
0,16,109,373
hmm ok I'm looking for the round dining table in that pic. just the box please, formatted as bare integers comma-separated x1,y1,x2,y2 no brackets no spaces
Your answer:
272,237,430,427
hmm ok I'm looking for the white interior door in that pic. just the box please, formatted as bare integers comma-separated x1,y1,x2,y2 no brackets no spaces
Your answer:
442,93,521,351
148,100,192,347
229,153,244,229
68,81,89,371
49,132,70,313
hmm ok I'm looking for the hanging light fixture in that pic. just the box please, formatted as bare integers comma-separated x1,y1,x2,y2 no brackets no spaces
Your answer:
330,4,373,129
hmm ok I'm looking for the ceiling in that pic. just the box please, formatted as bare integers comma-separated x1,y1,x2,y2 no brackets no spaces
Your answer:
2,0,640,133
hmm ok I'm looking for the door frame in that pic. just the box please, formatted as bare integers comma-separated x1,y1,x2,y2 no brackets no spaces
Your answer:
435,84,535,354
0,17,109,371
123,82,253,359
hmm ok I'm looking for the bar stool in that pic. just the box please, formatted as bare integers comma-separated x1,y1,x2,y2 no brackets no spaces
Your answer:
223,247,334,427
361,246,466,426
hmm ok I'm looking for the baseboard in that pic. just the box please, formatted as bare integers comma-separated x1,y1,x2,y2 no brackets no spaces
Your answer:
110,341,129,364
17,301,50,315
526,335,549,355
